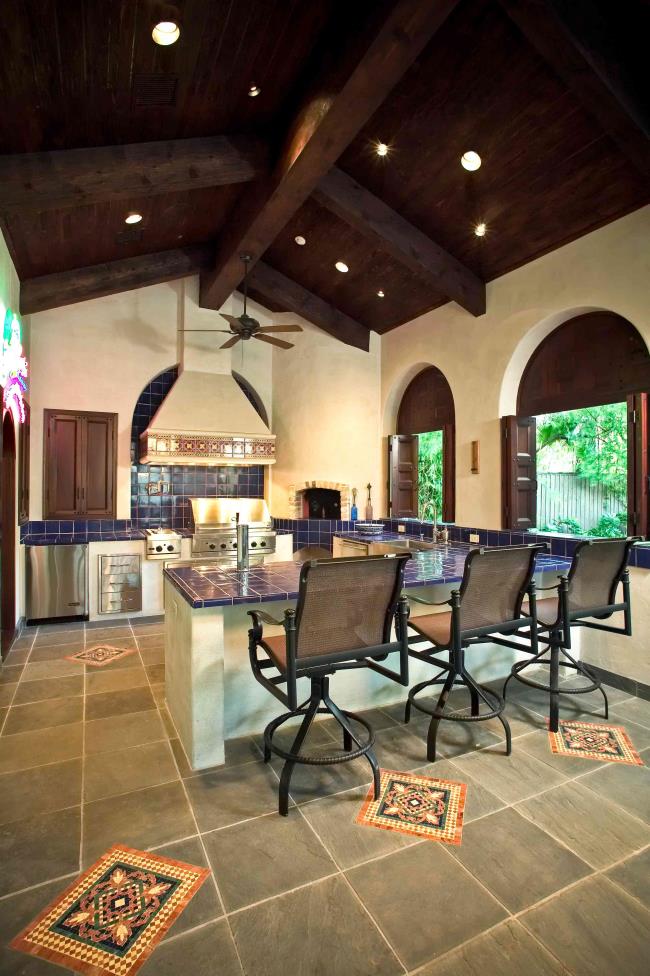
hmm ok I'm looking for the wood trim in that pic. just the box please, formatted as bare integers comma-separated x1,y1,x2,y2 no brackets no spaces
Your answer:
20,246,213,315
628,393,648,538
0,136,268,213
18,401,30,525
442,423,456,523
314,167,485,317
200,0,462,310
247,261,369,352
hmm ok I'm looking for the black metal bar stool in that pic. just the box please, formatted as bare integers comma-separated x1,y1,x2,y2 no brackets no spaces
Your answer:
405,544,545,761
503,536,640,732
248,553,411,815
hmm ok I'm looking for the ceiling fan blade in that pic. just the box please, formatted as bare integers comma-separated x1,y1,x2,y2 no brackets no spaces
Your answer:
179,329,233,334
256,325,303,334
220,335,242,349
254,334,294,350
219,313,241,328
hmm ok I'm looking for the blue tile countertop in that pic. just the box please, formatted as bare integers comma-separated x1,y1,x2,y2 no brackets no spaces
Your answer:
22,531,147,545
164,542,571,609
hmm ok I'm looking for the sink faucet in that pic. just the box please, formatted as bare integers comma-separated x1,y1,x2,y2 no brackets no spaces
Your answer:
421,500,438,535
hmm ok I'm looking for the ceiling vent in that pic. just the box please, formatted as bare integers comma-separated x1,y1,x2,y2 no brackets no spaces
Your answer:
115,227,144,244
132,73,178,107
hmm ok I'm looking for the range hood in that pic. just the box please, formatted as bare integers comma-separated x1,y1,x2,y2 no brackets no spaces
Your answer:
139,370,275,466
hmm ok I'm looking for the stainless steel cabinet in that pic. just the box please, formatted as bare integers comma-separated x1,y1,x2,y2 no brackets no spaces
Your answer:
99,554,142,614
26,545,88,621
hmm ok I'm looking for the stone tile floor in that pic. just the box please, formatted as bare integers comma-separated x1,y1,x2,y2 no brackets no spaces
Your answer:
1,617,649,975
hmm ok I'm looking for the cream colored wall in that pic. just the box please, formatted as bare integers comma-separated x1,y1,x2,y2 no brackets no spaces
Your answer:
269,316,383,517
27,277,273,520
381,206,650,527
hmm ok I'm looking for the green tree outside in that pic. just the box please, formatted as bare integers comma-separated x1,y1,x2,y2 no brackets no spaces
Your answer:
418,430,443,520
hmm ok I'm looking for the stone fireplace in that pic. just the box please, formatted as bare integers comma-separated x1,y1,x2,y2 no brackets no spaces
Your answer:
288,481,351,519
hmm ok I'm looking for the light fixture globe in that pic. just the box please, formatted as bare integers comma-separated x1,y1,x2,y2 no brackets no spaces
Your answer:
461,150,482,171
335,261,349,273
152,20,180,45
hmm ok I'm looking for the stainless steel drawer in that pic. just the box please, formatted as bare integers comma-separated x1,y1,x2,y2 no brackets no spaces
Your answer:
99,554,142,614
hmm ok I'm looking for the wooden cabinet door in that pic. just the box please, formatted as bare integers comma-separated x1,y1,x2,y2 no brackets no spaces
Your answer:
388,434,419,517
501,415,537,530
84,414,116,516
44,411,83,517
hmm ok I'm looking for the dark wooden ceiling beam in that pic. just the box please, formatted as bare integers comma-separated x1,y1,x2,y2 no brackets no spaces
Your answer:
314,167,485,317
499,0,650,178
0,136,268,214
248,261,369,352
200,0,462,312
20,246,213,315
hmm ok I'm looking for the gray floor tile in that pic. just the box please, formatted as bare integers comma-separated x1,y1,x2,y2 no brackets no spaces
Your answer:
150,683,166,704
252,717,335,756
85,666,148,695
607,848,650,908
145,663,165,685
370,721,435,770
84,686,156,721
142,919,242,976
139,647,164,666
450,807,592,912
453,744,569,803
347,843,507,970
12,674,84,706
83,740,178,801
0,684,15,707
0,706,7,729
579,755,650,823
0,806,81,897
4,647,30,665
415,759,506,823
424,713,506,760
83,781,195,865
154,836,223,940
610,696,650,730
0,721,83,773
0,664,24,685
185,761,281,831
0,758,82,825
300,783,420,869
22,659,83,680
417,919,568,976
33,630,85,647
203,810,335,911
0,875,79,975
521,875,650,976
85,708,166,755
85,626,133,641
3,696,83,735
29,641,84,661
174,735,261,778
231,875,403,976
516,780,650,868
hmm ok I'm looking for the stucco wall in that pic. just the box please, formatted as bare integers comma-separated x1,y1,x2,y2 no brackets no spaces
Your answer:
381,206,650,527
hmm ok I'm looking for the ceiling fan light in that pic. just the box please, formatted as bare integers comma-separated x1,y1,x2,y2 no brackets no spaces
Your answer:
152,20,180,45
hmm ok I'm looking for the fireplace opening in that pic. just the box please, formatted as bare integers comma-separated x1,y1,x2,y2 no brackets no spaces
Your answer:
303,487,341,519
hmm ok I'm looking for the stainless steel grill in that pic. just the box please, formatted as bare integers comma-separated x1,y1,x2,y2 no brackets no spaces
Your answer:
190,498,276,564
145,527,182,560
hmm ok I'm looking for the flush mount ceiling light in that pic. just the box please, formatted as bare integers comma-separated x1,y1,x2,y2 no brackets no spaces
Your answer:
377,289,385,297
461,150,482,171
152,20,180,45
294,235,306,246
375,142,389,157
474,222,487,237
335,261,349,273
248,84,261,97
125,212,143,224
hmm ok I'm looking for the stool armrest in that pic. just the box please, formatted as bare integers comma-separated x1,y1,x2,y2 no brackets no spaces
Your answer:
407,592,452,607
248,609,285,628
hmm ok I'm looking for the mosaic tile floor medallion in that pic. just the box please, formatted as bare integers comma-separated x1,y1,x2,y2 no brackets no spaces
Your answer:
356,769,467,845
11,844,209,976
66,645,138,667
549,719,644,766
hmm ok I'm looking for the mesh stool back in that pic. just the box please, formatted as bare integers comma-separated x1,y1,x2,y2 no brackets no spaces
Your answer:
458,545,540,634
568,538,633,614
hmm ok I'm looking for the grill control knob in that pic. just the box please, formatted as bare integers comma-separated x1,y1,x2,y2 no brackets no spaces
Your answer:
167,545,175,552
156,545,163,552
209,543,216,550
260,541,267,547
233,542,237,549
220,543,227,549
251,542,258,548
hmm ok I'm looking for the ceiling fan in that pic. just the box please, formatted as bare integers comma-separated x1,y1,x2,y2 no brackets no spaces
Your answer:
182,254,303,350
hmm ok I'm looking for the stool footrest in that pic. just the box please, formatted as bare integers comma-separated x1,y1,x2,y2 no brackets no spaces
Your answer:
264,707,375,766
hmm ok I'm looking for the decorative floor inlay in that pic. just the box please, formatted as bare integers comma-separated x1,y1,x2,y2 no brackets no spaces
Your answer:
11,844,209,976
356,769,466,845
549,719,644,766
66,645,138,668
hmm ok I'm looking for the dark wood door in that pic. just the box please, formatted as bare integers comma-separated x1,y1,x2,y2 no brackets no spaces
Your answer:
388,434,419,517
85,415,116,516
501,416,537,530
628,393,648,537
44,409,116,518
1,410,17,657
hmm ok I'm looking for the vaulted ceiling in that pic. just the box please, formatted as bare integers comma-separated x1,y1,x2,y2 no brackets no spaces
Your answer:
2,0,648,348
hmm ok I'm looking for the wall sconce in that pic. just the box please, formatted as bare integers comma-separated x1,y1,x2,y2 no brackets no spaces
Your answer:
471,440,480,474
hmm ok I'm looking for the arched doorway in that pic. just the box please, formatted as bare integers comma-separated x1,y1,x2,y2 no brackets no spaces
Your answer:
389,365,455,521
1,409,17,657
502,311,650,536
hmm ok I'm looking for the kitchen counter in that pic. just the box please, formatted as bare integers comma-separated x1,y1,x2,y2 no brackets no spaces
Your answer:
164,542,571,609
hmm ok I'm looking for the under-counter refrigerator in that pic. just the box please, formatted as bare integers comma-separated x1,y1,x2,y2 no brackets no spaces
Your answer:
25,545,88,622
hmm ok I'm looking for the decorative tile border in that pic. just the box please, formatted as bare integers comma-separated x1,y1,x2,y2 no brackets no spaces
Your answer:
548,719,644,765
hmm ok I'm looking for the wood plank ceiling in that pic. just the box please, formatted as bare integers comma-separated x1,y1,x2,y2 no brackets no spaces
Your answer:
1,0,648,346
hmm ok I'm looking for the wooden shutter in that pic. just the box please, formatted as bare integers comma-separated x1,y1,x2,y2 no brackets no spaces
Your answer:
628,393,648,537
442,422,455,523
84,414,116,516
388,435,419,517
18,401,30,524
501,416,537,530
44,411,83,518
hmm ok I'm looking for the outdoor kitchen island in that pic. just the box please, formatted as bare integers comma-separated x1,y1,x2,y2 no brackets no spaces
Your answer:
163,544,570,771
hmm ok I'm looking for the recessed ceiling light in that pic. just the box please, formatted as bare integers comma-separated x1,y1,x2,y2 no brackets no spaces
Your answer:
461,151,482,171
474,222,487,237
294,235,306,246
152,21,180,45
376,142,389,157
248,84,261,97
377,289,385,298
335,261,349,273
125,213,143,225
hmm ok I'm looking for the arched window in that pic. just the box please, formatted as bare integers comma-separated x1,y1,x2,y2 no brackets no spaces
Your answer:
389,366,455,521
502,312,650,536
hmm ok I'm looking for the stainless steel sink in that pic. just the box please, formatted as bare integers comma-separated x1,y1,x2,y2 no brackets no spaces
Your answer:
368,538,438,555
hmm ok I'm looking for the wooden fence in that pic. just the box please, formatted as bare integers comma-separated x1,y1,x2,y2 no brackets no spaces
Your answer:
537,472,625,532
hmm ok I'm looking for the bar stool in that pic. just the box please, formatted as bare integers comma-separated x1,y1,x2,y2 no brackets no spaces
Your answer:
405,544,545,761
503,537,640,732
248,553,411,815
